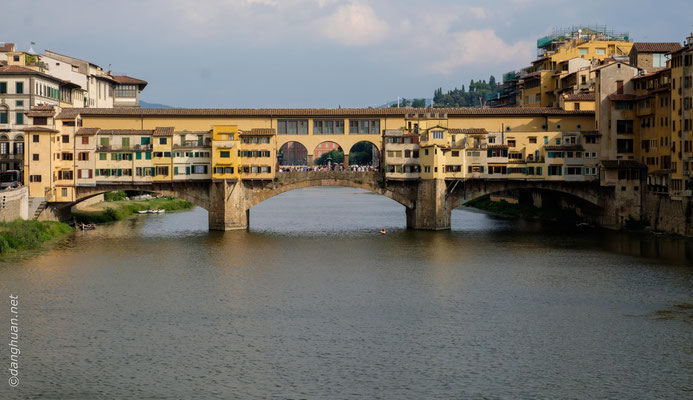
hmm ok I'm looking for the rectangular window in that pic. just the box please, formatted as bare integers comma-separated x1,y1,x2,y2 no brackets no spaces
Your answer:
141,137,151,145
62,135,69,143
432,130,444,139
77,152,89,161
159,138,167,145
578,48,588,55
15,112,23,125
0,112,7,124
81,136,89,145
616,120,634,134
145,152,152,160
0,82,6,94
277,119,308,135
33,117,47,125
32,154,39,161
15,82,23,94
99,153,107,160
220,151,230,158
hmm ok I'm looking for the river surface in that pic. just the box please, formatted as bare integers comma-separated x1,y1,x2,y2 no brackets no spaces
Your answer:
1,187,692,399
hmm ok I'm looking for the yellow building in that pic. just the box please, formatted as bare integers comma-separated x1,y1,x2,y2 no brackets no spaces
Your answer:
152,127,174,182
238,128,276,180
669,37,693,197
211,125,240,181
520,26,633,108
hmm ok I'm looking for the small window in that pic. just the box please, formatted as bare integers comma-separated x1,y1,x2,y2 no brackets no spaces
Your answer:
159,138,167,145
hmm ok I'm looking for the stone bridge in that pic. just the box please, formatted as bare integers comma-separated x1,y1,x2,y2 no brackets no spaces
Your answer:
45,172,618,230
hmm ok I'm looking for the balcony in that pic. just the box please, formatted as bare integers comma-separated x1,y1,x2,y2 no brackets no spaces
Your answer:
0,153,24,160
174,140,211,149
97,144,152,152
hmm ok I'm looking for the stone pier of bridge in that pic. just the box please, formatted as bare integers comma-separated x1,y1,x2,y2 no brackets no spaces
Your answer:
206,171,449,231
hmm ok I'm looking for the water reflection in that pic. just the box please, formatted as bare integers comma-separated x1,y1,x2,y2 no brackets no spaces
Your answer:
0,187,691,399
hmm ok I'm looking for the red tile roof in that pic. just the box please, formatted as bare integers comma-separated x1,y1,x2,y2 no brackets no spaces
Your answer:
240,128,276,136
19,127,59,133
0,65,65,83
27,111,55,118
75,128,100,135
632,42,683,53
55,107,594,119
448,128,488,135
98,129,154,136
564,93,594,101
112,75,148,90
153,127,175,137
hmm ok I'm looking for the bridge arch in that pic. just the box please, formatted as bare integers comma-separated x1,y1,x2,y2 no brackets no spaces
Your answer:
70,182,212,212
446,179,608,217
246,172,415,210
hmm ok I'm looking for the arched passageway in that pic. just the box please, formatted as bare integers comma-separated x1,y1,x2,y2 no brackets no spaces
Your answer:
314,141,343,166
348,141,380,169
278,141,309,166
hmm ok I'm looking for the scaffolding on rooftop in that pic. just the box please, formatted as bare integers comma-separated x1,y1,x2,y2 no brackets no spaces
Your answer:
537,25,630,49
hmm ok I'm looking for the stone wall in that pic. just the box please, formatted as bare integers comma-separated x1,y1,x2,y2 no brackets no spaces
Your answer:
0,186,29,222
642,193,692,236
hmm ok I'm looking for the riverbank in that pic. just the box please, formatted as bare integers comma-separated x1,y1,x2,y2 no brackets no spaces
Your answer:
464,195,582,224
72,196,194,224
0,220,74,256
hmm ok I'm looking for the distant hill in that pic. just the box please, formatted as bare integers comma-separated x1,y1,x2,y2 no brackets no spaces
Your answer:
377,98,433,108
140,101,173,109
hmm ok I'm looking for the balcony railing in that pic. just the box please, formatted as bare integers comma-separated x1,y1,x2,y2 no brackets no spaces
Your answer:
97,144,152,152
0,153,24,160
174,140,211,149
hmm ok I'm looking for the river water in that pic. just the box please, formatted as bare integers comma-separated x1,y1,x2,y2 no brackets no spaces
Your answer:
1,187,692,399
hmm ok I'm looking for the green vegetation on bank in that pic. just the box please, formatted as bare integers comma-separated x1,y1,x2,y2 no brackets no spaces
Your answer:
465,195,581,223
0,220,73,256
72,192,194,224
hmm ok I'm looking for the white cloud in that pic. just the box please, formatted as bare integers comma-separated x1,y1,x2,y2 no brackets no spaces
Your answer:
426,29,534,75
317,1,389,46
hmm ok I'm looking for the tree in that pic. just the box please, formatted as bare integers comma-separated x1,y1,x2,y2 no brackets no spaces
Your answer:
469,80,475,92
489,75,497,88
411,98,426,108
315,149,344,165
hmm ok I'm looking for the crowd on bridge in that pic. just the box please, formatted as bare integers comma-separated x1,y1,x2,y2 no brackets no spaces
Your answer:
278,164,379,173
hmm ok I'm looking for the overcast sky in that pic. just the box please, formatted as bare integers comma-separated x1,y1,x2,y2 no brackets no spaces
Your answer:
3,0,693,108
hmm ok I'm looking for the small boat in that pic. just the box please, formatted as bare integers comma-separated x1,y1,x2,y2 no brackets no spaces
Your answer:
80,223,96,231
380,228,387,234
138,210,150,214
153,209,165,214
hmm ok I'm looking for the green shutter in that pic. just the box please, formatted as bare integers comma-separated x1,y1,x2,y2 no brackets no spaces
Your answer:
145,152,152,160
95,169,100,176
174,167,178,175
186,166,191,175
0,112,7,124
136,152,141,160
194,152,199,157
118,169,122,177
